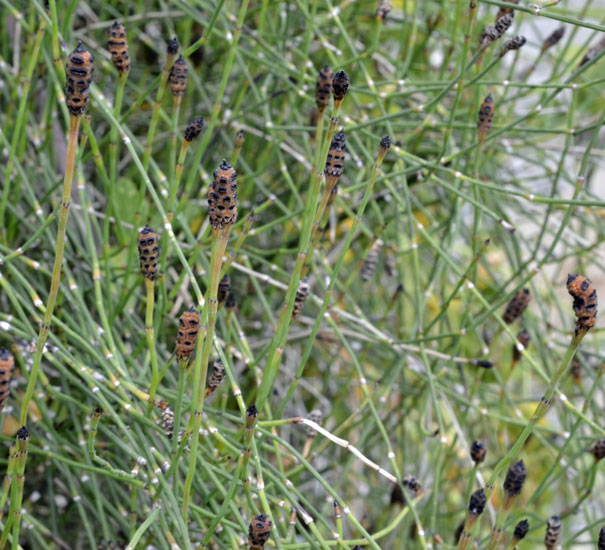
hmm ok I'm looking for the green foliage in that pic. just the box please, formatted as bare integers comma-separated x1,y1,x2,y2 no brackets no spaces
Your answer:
0,0,604,548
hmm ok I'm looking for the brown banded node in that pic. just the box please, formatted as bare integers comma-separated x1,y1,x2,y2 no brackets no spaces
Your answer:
544,515,561,549
470,440,486,464
566,274,598,336
0,349,15,412
137,225,160,280
502,288,531,324
65,42,94,116
184,117,204,142
108,21,130,73
175,307,200,360
208,160,238,229
169,56,188,96
292,279,310,319
316,65,333,113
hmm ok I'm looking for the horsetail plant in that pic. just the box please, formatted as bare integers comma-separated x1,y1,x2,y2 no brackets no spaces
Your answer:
242,404,258,507
4,2,605,547
173,306,200,457
480,276,598,515
489,460,527,549
168,56,188,189
182,159,238,521
458,488,487,550
0,426,29,550
7,43,93,546
255,81,353,411
137,225,162,413
161,116,204,271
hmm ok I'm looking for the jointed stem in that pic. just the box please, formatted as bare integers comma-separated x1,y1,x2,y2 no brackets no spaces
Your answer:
145,277,161,414
182,226,231,522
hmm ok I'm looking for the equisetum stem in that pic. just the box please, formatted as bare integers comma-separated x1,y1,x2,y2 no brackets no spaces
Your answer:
182,227,230,522
145,277,160,415
125,507,161,550
274,141,390,418
483,335,583,501
19,114,81,426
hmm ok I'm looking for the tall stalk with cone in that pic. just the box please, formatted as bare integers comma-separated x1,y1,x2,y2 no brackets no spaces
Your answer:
182,160,238,520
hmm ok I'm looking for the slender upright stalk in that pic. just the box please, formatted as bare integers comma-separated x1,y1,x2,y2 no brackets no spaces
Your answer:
145,277,161,414
483,335,583,502
19,114,81,426
182,227,231,521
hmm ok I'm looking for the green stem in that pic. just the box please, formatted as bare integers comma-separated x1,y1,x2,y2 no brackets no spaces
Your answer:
145,278,160,414
182,227,230,522
19,114,81,426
